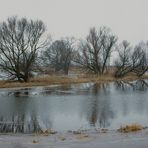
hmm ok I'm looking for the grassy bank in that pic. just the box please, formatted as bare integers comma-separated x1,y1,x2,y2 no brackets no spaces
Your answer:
0,74,148,89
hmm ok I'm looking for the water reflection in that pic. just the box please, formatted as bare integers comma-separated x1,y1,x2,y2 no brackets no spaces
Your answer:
115,80,148,91
86,83,114,128
0,80,147,133
8,88,31,97
0,114,43,133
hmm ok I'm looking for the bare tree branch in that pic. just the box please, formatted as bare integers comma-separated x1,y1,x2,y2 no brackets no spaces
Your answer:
0,16,47,82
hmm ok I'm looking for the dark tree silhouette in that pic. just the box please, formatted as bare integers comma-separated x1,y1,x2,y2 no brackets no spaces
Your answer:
114,41,148,77
75,26,117,75
114,40,132,77
0,16,47,82
41,37,75,75
131,42,148,77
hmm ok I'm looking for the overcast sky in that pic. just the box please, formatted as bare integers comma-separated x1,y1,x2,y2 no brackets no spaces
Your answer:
0,0,148,44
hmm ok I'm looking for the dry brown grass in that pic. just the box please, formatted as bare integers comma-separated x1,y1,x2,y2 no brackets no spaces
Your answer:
76,134,90,140
100,128,108,133
0,74,147,89
34,129,57,136
118,124,143,133
32,140,39,143
58,136,66,141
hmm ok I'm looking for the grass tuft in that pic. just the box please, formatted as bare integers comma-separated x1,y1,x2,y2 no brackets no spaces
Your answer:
118,124,143,133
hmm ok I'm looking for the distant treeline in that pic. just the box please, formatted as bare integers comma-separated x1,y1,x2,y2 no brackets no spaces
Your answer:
0,16,147,82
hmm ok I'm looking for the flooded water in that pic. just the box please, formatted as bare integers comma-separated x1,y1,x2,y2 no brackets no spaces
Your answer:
0,80,148,133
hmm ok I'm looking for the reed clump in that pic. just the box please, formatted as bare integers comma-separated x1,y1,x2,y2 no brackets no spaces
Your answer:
118,124,143,133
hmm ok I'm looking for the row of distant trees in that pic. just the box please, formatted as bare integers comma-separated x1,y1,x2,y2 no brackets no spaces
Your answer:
0,16,147,82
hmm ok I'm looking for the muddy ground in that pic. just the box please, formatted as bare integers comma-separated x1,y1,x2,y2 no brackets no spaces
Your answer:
1,129,148,148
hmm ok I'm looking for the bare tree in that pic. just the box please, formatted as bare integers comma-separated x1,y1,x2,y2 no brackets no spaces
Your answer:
0,16,47,82
75,26,117,75
41,37,75,75
131,42,148,77
114,41,148,77
114,40,132,77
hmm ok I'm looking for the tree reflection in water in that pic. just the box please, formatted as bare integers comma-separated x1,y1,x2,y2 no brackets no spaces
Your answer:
0,80,147,133
0,114,43,133
86,83,114,128
0,88,52,133
115,80,148,91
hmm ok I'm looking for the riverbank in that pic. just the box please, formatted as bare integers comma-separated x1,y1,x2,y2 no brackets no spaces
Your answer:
1,128,148,148
0,74,148,88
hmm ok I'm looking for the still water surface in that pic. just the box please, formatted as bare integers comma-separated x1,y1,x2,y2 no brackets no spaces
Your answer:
0,80,148,133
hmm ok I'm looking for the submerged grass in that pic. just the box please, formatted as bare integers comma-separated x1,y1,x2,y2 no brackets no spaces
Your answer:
0,74,148,89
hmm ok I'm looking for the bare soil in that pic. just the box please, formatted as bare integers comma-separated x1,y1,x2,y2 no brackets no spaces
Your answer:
1,129,148,148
